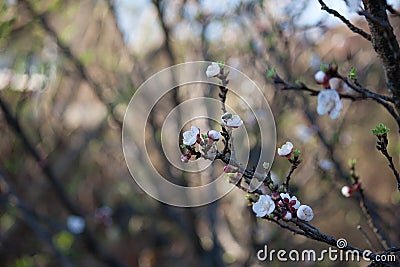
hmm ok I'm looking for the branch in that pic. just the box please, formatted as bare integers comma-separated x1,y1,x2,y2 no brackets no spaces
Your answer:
317,0,372,41
374,132,400,191
0,169,75,267
362,0,400,111
19,0,123,128
0,96,128,267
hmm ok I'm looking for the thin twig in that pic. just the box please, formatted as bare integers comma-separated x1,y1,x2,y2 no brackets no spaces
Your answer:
317,0,372,41
375,133,400,191
357,225,377,251
283,155,301,192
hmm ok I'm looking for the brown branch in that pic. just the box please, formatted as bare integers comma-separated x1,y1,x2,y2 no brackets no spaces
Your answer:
362,0,400,111
375,133,400,191
317,0,372,41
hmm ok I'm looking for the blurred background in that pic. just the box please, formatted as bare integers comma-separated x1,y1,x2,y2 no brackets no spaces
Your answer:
0,0,399,266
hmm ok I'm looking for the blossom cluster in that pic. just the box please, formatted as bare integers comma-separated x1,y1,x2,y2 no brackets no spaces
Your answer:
180,114,243,163
252,192,313,222
251,141,313,221
314,68,354,119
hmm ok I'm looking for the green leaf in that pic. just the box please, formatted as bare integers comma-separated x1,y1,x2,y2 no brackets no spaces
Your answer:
53,231,74,252
349,159,356,167
266,67,276,78
320,64,328,73
372,123,390,136
293,149,301,157
349,67,357,80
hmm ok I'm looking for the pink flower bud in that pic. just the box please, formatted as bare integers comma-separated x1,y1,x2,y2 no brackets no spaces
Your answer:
223,165,233,173
181,153,191,163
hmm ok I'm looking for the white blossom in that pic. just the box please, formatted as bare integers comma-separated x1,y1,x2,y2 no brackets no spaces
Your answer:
67,215,85,234
252,195,276,218
317,89,343,119
221,112,243,128
280,193,300,209
206,62,221,78
297,205,314,221
182,126,200,146
314,70,328,84
207,130,221,141
277,141,293,157
341,186,352,198
282,211,292,220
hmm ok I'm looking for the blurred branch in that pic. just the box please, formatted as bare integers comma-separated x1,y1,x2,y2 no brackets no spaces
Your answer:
0,95,128,267
0,169,75,267
19,0,123,128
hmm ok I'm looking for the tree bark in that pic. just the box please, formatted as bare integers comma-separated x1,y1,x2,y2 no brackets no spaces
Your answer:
363,1,400,109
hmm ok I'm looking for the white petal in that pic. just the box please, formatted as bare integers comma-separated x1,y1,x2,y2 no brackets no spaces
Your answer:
206,62,221,78
297,205,314,221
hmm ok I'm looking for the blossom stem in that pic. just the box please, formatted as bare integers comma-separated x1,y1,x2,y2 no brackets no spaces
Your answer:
218,69,229,114
283,156,300,192
375,133,400,191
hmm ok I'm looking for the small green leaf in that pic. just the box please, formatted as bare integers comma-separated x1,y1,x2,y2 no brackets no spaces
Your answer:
372,123,390,136
201,134,208,139
217,61,225,68
349,67,357,80
266,67,276,79
349,159,357,167
320,64,328,73
293,149,301,157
